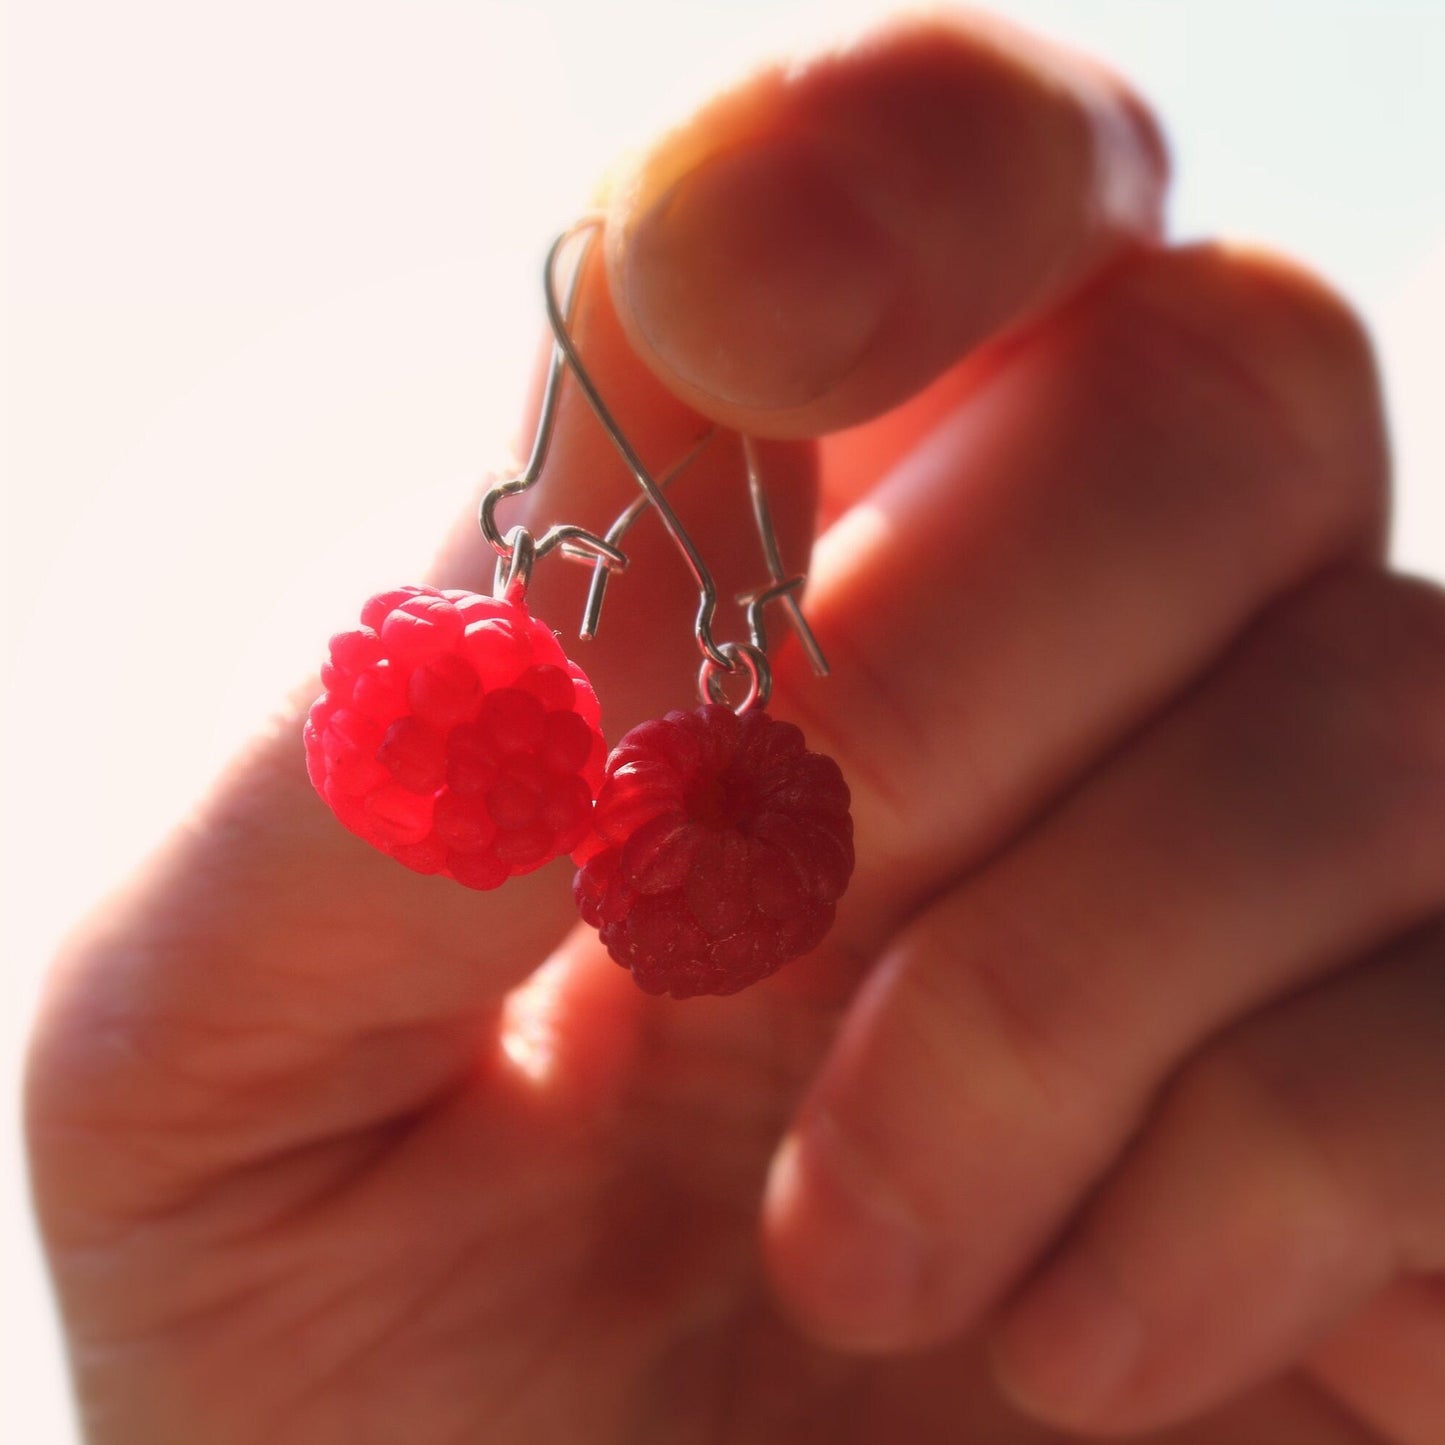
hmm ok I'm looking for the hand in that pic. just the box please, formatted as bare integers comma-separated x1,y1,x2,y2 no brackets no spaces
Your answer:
27,13,1445,1444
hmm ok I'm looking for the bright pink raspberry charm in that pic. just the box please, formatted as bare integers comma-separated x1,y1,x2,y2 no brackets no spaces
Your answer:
573,704,854,998
304,585,605,888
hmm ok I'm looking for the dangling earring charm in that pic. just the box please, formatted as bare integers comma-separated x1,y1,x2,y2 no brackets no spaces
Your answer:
303,220,629,888
303,571,606,889
574,704,852,997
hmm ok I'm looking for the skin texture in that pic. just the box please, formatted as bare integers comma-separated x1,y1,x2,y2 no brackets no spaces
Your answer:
26,12,1445,1444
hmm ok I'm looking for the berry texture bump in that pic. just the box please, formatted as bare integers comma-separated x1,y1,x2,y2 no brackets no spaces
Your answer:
573,705,854,998
304,586,605,888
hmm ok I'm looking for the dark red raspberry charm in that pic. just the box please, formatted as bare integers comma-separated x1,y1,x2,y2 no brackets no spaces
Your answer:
304,585,605,888
573,705,853,998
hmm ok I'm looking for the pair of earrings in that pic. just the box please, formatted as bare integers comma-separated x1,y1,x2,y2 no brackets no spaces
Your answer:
303,219,853,999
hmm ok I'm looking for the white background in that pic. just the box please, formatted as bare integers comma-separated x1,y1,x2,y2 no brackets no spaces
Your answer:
5,0,1445,1437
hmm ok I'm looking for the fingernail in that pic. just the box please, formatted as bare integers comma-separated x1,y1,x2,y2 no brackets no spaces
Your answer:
621,141,900,411
991,1247,1142,1423
766,1108,929,1349
1081,75,1170,234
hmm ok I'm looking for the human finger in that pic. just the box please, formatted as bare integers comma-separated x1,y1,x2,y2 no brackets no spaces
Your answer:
992,916,1445,1435
764,242,1385,971
603,10,1167,439
761,570,1445,1354
1311,1275,1445,1445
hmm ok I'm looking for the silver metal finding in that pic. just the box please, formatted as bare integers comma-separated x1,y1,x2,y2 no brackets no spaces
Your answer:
700,641,771,714
493,525,536,605
738,434,829,677
478,216,829,713
579,427,717,641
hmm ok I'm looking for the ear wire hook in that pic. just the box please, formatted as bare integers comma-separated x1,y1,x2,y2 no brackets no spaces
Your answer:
535,217,734,669
478,220,630,583
579,426,719,641
738,434,829,678
479,216,830,712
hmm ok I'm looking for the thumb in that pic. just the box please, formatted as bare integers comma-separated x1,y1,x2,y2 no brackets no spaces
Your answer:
601,11,1165,441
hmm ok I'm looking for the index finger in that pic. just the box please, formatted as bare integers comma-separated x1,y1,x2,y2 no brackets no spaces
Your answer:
604,11,1168,439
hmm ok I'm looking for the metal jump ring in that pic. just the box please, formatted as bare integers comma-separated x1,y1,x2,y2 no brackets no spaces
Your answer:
699,641,771,715
494,526,537,605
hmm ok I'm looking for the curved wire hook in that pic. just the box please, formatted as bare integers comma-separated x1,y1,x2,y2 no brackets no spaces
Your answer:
579,426,717,640
477,221,628,580
536,217,732,668
477,218,830,710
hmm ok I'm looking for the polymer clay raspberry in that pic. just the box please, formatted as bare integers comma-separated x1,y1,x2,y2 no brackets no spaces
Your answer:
304,585,605,888
573,704,853,998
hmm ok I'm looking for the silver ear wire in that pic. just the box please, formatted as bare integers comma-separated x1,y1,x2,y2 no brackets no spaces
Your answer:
478,216,829,713
739,434,829,678
578,426,717,643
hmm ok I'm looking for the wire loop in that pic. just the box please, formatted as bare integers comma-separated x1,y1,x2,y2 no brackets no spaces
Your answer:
477,218,830,713
700,641,771,714
493,525,536,605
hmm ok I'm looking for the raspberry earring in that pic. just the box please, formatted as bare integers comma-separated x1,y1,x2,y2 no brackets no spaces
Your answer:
302,561,609,888
304,217,853,996
567,412,855,997
574,704,853,998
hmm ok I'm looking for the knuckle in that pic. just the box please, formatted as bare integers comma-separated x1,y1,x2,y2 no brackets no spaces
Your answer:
909,890,1117,1134
1090,242,1388,561
1280,570,1445,766
1238,569,1445,881
1342,574,1445,804
1167,1030,1367,1224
